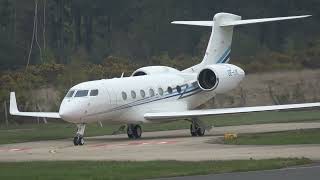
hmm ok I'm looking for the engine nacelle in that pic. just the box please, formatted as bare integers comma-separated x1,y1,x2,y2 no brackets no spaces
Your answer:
131,66,180,76
197,64,245,93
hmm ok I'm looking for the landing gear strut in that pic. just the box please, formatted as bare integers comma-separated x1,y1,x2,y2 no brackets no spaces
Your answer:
73,123,86,146
127,124,142,139
190,119,206,137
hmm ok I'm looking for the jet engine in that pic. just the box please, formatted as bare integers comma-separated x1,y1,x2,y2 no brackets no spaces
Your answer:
197,64,245,92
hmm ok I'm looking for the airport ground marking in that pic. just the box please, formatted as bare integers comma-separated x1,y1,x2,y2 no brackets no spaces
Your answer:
0,147,31,152
89,140,178,150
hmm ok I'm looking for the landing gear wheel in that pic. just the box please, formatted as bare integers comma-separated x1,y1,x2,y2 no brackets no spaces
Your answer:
73,124,86,146
133,125,142,139
127,128,134,139
73,136,85,146
196,127,205,136
190,124,197,136
190,124,206,137
127,124,142,139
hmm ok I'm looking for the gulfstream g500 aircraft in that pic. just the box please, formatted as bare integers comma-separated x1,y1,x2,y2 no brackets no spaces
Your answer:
10,13,320,146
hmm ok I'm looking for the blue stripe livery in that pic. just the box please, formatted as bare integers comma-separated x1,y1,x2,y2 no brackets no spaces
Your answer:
217,47,231,64
88,82,202,116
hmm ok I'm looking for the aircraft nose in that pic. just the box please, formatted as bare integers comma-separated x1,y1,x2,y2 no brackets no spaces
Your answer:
59,108,72,120
59,101,80,123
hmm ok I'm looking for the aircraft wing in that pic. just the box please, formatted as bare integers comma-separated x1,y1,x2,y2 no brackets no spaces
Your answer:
144,102,320,120
9,92,61,119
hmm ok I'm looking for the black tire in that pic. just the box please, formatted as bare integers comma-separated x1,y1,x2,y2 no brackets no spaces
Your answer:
196,127,205,136
73,136,79,146
127,127,134,139
73,136,84,146
190,124,197,136
78,137,85,145
133,125,142,139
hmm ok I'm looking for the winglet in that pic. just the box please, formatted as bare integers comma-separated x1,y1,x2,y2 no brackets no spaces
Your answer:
10,92,19,115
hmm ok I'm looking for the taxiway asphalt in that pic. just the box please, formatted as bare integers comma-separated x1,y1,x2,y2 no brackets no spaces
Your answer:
0,122,320,162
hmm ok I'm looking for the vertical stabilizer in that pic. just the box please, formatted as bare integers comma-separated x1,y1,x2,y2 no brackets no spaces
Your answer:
172,13,310,73
173,13,241,73
201,13,241,66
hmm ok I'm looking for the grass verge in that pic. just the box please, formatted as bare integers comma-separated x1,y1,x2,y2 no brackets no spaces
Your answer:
224,128,320,145
0,158,312,180
0,110,319,145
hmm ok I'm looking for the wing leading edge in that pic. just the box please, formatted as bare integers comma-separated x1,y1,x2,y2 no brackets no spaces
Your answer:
10,92,60,119
144,103,320,120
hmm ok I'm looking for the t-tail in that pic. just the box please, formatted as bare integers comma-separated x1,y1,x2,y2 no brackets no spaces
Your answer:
172,13,311,73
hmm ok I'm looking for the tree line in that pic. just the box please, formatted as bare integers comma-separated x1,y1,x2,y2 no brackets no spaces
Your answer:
0,0,320,117
0,0,319,69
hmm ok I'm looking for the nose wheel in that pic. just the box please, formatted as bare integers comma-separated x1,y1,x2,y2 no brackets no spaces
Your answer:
73,123,86,146
127,124,142,139
73,135,85,146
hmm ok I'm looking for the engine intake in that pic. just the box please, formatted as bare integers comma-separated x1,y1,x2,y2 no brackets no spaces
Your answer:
197,64,245,92
197,68,218,90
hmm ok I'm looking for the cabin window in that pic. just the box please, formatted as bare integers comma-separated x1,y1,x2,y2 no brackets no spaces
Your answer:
122,92,127,100
176,86,182,93
167,87,173,94
75,90,89,97
140,90,146,98
90,89,99,96
131,90,137,99
158,88,164,96
65,90,75,98
149,88,155,97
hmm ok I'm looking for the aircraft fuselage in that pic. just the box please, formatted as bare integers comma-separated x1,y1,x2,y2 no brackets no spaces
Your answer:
59,65,245,124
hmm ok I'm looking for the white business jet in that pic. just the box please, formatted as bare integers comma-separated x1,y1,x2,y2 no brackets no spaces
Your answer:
10,13,320,146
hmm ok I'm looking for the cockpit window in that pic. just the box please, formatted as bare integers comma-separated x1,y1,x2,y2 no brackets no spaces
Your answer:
90,89,99,96
74,90,89,97
65,90,75,98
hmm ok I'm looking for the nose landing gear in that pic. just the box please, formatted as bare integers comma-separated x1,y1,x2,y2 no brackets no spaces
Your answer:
127,124,142,139
73,123,86,146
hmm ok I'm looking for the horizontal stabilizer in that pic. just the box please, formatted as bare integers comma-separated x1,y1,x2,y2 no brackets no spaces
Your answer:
145,102,320,120
171,21,214,27
10,92,60,119
172,15,311,28
221,15,311,27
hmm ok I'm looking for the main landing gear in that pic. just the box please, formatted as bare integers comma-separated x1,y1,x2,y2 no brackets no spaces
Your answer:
190,118,206,137
127,124,142,139
73,123,86,146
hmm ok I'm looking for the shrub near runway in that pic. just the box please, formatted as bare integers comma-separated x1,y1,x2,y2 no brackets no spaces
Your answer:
224,128,320,145
0,158,312,180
